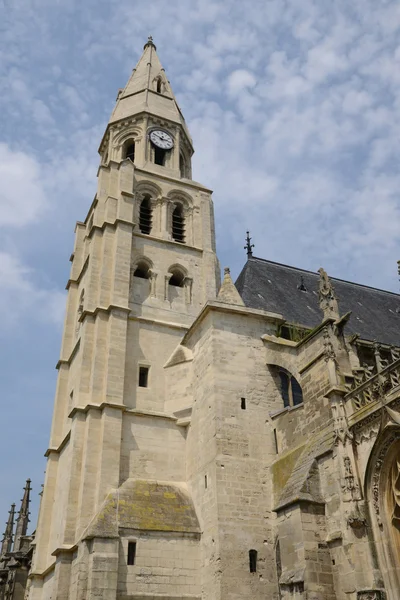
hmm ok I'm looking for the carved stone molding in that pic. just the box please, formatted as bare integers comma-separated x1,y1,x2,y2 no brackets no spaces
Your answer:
371,433,399,525
357,591,385,600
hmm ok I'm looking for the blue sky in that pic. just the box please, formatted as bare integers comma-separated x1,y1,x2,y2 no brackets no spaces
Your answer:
1,0,400,527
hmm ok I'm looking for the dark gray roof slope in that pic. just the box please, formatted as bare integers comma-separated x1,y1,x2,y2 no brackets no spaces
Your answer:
235,257,400,346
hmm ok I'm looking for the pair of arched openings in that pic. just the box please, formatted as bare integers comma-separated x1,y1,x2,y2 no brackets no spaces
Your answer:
133,260,187,289
138,195,186,243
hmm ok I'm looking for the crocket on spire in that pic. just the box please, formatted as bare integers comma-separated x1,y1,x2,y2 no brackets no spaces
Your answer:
13,480,31,552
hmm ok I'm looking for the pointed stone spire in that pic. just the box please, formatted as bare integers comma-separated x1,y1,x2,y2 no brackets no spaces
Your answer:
13,480,31,552
318,268,340,320
108,38,192,143
1,504,15,556
217,267,245,306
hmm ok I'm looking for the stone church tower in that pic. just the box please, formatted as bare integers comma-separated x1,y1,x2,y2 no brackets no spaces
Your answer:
29,38,220,600
28,38,400,600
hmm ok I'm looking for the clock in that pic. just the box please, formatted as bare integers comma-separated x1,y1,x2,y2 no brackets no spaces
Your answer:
149,130,174,150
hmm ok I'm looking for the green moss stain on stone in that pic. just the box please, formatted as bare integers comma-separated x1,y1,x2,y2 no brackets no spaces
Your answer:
84,479,200,540
271,443,306,504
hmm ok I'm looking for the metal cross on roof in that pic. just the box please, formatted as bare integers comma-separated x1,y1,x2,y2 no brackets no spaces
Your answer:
244,231,254,258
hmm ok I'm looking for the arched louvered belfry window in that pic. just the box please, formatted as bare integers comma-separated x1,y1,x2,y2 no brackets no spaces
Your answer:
172,204,185,243
139,196,152,235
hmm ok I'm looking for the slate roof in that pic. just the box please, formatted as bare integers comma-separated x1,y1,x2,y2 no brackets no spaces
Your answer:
235,257,400,346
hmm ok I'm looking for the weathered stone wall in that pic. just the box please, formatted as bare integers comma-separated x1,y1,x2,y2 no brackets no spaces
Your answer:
117,532,201,598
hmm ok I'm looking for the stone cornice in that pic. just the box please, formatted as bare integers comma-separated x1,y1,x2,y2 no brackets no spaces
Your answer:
56,339,80,370
134,165,211,193
69,401,125,419
129,314,189,331
28,561,56,580
45,431,71,457
57,304,130,369
133,231,203,253
51,544,77,557
66,255,89,289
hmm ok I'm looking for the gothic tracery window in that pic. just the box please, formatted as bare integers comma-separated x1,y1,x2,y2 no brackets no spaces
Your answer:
278,368,303,408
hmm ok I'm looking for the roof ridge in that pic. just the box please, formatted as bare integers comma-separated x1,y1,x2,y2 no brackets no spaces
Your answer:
249,256,400,298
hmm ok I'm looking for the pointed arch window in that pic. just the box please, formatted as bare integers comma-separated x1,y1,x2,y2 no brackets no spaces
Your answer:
139,196,152,235
156,78,162,94
172,204,185,243
277,368,303,408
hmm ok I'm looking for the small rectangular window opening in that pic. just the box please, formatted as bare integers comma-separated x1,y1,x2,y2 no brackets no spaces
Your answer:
154,147,167,166
249,549,257,573
273,429,278,454
138,366,149,388
127,542,136,565
205,475,208,489
241,397,246,410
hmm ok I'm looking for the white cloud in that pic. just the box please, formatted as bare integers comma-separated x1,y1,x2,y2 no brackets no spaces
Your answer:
0,144,47,227
0,252,65,329
227,69,257,96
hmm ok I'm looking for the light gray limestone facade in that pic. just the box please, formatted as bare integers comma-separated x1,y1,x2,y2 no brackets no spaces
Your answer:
27,38,400,600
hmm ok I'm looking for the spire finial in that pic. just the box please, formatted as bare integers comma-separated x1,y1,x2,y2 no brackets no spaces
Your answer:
144,36,156,50
244,231,254,258
13,479,31,552
1,504,15,556
318,268,340,321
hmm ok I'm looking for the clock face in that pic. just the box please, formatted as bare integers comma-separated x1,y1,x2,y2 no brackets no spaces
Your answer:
149,130,174,150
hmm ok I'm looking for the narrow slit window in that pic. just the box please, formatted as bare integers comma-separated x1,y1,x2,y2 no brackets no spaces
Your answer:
249,549,257,573
138,367,149,388
154,147,166,166
127,542,136,565
156,78,162,93
241,398,246,410
205,475,208,489
139,196,152,235
172,205,185,243
273,429,278,454
125,142,135,162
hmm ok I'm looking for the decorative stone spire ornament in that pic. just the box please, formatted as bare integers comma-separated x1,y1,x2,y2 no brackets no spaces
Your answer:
318,267,340,320
0,504,15,557
244,231,254,258
217,267,245,306
144,35,156,50
13,480,31,552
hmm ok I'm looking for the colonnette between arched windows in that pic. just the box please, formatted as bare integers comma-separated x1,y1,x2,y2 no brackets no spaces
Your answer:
135,187,190,245
130,256,192,305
